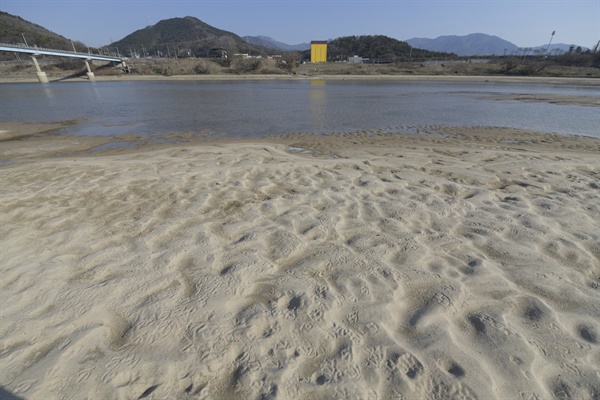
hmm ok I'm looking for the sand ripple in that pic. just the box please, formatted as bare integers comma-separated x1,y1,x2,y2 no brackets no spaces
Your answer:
1,132,599,399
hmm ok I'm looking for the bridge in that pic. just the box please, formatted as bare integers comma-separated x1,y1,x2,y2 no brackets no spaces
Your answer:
0,43,124,83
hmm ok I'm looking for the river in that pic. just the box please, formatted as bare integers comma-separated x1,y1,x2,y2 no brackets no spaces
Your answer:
1,79,598,139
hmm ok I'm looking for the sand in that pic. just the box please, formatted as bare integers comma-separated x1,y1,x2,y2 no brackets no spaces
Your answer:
1,127,599,399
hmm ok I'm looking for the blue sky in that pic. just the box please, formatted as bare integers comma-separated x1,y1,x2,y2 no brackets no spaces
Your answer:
2,0,598,49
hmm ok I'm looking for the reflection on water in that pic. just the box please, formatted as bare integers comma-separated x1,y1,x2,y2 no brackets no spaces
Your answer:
88,141,139,152
73,122,144,137
0,80,598,138
309,80,327,132
42,85,54,100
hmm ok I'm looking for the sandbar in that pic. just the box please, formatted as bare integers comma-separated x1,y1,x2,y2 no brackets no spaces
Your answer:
1,128,599,399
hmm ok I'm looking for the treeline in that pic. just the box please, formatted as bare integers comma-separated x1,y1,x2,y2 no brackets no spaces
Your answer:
325,35,452,61
555,46,600,68
0,11,88,54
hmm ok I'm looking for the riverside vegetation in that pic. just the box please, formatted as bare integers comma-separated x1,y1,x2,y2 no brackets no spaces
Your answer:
1,53,599,82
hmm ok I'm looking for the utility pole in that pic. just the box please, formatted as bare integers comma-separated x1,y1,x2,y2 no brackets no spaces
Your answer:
545,31,556,56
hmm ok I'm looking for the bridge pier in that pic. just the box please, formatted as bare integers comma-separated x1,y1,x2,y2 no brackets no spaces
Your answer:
1,44,123,81
84,60,95,81
31,56,49,83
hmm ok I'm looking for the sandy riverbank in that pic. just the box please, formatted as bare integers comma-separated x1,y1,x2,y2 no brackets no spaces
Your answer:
1,128,599,399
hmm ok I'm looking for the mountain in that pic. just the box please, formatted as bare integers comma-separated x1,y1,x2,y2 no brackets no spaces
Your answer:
107,16,264,58
406,33,519,56
0,11,87,52
328,35,450,61
243,35,309,52
405,33,592,56
532,43,590,54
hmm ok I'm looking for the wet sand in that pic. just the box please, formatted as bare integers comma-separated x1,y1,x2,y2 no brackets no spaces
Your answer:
1,127,599,399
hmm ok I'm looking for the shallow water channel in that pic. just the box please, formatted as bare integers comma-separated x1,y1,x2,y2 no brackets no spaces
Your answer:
1,79,599,139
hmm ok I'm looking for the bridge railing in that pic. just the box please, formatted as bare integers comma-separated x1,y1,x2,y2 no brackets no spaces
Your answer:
0,43,122,61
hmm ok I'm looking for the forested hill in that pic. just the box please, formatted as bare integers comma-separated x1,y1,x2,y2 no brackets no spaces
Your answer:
0,11,87,52
327,35,452,61
107,16,264,58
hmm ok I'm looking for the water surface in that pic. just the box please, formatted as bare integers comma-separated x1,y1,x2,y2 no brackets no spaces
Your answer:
1,80,598,138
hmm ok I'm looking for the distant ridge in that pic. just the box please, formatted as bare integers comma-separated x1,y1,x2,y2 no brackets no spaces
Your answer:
406,33,590,56
406,33,518,56
243,35,309,52
534,43,590,53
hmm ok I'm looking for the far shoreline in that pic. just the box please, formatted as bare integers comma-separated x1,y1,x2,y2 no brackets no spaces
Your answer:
1,74,599,86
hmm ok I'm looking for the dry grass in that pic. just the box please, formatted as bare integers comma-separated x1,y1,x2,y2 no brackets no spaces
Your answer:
1,56,598,81
296,60,600,78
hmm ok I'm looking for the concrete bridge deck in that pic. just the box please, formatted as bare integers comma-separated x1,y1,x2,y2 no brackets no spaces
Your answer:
0,43,124,82
0,43,122,63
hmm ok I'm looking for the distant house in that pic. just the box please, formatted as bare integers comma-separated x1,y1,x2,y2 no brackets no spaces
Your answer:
209,47,228,59
348,55,364,63
311,41,327,63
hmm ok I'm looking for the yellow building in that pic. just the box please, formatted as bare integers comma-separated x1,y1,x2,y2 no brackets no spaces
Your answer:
310,41,327,63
